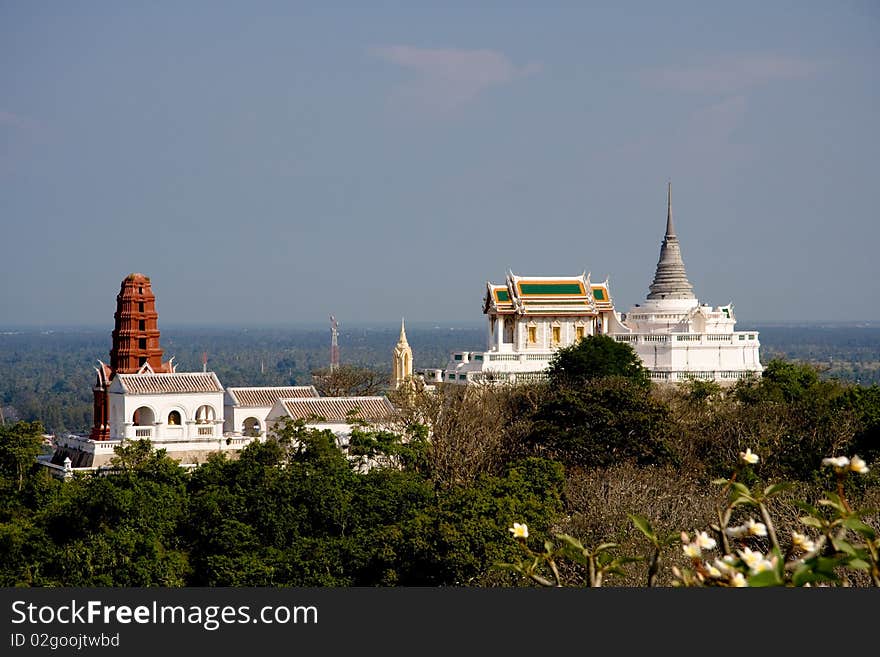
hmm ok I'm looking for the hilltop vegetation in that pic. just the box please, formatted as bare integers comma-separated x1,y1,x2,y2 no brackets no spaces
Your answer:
0,336,878,587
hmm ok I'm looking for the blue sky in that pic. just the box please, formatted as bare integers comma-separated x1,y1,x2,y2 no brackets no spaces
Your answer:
2,1,878,327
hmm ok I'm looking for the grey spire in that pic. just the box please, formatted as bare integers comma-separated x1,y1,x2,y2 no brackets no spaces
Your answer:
647,183,696,300
665,181,675,237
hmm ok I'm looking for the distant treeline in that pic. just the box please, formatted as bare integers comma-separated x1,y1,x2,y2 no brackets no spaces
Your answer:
1,324,878,434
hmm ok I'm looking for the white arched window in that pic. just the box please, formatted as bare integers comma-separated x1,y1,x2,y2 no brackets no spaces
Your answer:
195,405,216,424
242,417,261,437
133,406,155,426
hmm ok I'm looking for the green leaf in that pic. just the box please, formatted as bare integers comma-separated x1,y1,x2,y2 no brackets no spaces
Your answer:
495,562,525,574
763,482,793,497
544,540,555,554
822,491,844,505
597,552,615,566
617,556,643,565
629,514,656,542
747,569,783,587
712,478,731,486
799,516,824,529
831,538,857,556
731,494,758,508
818,494,846,514
595,543,618,553
795,501,823,517
848,559,871,570
770,546,786,577
814,555,850,576
554,534,585,552
792,565,838,587
732,482,753,498
841,516,877,539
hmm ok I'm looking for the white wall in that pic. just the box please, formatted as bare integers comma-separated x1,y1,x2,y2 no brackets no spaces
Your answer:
224,405,272,438
108,390,225,441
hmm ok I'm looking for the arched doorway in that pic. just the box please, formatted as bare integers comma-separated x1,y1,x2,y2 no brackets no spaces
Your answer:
242,417,261,437
133,406,155,426
195,405,216,424
132,406,155,438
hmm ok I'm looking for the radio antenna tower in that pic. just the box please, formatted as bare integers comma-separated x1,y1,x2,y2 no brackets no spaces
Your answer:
329,314,339,372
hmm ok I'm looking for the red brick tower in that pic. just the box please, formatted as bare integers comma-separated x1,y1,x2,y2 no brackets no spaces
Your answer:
90,273,173,440
109,273,165,373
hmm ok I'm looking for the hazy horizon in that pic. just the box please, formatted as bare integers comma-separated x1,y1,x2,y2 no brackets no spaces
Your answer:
3,318,879,333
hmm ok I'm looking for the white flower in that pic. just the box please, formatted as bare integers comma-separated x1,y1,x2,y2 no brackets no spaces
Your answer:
822,456,850,472
509,523,528,539
730,572,748,587
683,543,702,559
750,557,776,575
725,525,747,538
849,455,869,474
695,531,717,550
706,564,723,578
740,448,760,465
746,518,768,537
739,548,776,575
738,547,765,571
792,532,816,553
713,558,734,575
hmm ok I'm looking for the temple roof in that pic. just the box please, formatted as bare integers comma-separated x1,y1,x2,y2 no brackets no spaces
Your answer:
226,386,319,408
591,281,615,311
484,272,606,316
647,183,696,300
275,396,395,423
486,284,515,314
110,372,224,395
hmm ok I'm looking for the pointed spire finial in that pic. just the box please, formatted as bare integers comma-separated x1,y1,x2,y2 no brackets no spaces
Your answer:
666,181,675,238
398,317,408,344
647,182,695,300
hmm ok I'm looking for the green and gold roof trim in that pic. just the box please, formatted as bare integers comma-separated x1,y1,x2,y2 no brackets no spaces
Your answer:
485,284,515,314
518,281,585,296
484,272,617,316
591,283,614,309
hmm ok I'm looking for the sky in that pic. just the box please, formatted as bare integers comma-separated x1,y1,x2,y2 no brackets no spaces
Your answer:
1,1,878,327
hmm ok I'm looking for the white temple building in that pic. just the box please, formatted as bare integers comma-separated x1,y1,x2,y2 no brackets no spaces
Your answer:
266,396,397,449
430,184,762,385
224,385,320,437
426,273,627,385
617,184,762,383
47,273,398,474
